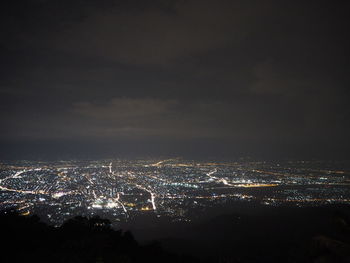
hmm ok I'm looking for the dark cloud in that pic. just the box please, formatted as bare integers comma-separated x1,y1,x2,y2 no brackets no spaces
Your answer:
52,0,252,65
0,0,349,159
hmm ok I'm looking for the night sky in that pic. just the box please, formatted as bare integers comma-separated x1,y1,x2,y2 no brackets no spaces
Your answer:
1,0,349,160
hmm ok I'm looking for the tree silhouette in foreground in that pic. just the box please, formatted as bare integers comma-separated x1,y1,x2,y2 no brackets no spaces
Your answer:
0,210,197,263
1,207,350,263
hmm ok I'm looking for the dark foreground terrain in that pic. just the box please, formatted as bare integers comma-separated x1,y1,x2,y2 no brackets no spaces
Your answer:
0,210,197,263
1,204,350,263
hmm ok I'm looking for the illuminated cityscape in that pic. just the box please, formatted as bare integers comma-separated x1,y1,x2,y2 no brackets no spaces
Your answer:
1,159,349,226
1,0,350,261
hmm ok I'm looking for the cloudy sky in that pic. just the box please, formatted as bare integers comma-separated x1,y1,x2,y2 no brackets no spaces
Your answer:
1,0,349,159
